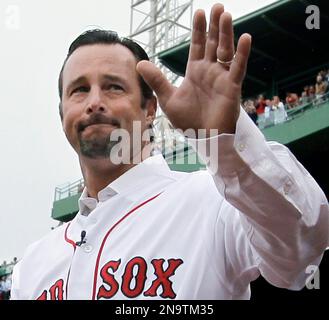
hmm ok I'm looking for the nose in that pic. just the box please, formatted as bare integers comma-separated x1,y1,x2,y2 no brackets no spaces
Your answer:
85,87,107,114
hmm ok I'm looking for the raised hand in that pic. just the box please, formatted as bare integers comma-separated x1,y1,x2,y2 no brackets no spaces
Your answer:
137,3,251,137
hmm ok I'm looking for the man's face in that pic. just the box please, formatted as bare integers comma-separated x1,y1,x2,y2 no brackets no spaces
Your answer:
258,95,264,102
61,44,155,160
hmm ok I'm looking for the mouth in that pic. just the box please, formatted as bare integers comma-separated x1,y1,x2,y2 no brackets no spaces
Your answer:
80,123,120,137
85,123,117,129
77,116,121,133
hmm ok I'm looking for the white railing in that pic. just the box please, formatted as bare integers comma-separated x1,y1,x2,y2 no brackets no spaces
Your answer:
54,178,84,201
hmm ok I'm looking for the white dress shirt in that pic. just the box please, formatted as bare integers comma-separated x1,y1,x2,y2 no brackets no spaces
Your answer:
11,108,329,300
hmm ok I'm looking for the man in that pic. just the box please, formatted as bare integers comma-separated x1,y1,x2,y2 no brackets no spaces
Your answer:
271,96,287,125
242,99,258,125
285,92,299,109
271,96,284,110
255,94,266,115
315,74,328,100
3,275,11,300
0,276,4,300
11,4,328,300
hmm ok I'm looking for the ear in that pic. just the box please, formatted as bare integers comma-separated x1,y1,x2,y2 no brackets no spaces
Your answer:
144,95,157,126
59,102,64,124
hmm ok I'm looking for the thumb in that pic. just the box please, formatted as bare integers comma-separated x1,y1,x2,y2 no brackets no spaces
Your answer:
136,60,175,109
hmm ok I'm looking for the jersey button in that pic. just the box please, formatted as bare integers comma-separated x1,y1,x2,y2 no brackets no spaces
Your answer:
83,244,93,253
283,179,293,195
237,142,246,152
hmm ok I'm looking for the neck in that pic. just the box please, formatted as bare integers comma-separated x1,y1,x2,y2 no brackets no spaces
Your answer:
79,143,153,200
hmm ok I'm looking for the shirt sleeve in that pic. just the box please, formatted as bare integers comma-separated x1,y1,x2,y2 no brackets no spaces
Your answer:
188,107,329,290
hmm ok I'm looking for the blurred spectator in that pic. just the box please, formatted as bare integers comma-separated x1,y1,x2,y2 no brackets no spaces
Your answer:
1,275,11,300
315,75,328,98
265,98,273,109
0,276,4,300
318,70,327,81
272,96,285,110
264,99,273,119
285,92,299,109
5,275,12,299
309,85,316,100
243,99,258,125
325,69,329,83
299,85,310,105
255,94,266,114
272,96,287,124
0,258,17,300
303,85,309,95
299,91,310,105
0,274,10,300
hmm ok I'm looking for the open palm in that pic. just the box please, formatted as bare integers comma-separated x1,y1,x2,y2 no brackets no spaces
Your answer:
137,4,251,136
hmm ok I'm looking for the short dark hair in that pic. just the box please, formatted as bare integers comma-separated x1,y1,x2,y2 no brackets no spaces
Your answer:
58,29,154,119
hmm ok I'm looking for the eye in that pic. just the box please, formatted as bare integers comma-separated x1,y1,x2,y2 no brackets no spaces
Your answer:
71,86,89,95
106,84,124,92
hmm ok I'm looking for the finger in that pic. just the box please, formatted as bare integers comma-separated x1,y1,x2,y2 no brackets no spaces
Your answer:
217,12,235,63
188,9,206,61
205,4,224,61
136,60,175,110
229,33,252,84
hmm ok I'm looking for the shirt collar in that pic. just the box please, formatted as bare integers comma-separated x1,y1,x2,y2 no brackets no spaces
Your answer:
78,187,98,216
78,154,175,215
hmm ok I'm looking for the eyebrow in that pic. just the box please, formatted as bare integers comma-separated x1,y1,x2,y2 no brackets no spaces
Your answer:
103,74,126,84
65,74,128,96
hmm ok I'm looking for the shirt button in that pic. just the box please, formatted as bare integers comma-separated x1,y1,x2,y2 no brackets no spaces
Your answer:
283,180,293,195
238,143,245,152
83,244,93,253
